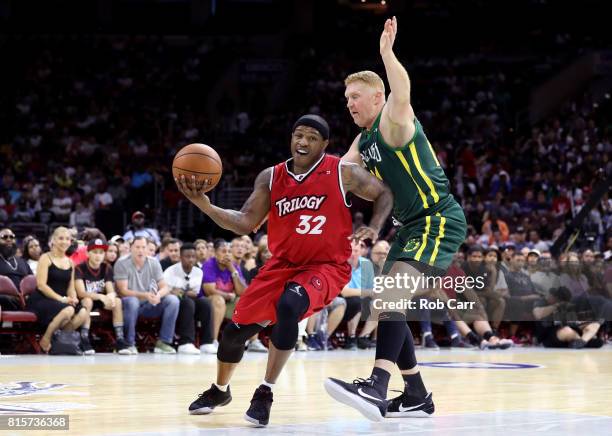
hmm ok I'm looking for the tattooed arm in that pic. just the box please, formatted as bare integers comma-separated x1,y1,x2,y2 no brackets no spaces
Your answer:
176,167,272,235
341,162,393,241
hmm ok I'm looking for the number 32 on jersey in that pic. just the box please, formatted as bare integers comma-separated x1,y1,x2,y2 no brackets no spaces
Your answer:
295,215,326,235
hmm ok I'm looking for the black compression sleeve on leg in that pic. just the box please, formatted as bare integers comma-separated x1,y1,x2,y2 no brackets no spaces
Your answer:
217,322,264,363
270,282,310,350
374,316,409,363
396,322,418,370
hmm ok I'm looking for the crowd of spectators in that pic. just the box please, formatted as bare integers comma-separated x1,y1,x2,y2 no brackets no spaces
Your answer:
1,1,611,353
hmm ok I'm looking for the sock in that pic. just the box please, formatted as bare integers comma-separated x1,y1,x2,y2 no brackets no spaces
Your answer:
483,330,494,341
370,367,390,396
422,331,432,338
214,383,228,392
261,380,275,391
114,324,124,340
466,331,480,346
80,327,89,339
402,372,427,397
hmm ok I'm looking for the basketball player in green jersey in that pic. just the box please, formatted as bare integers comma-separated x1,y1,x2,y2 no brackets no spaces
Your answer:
324,17,467,421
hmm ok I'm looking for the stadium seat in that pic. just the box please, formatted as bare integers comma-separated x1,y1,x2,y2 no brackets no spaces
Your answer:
0,275,40,353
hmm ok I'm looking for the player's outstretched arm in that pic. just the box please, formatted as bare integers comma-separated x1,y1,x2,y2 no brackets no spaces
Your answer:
378,16,416,148
341,162,393,241
176,168,272,235
341,134,365,166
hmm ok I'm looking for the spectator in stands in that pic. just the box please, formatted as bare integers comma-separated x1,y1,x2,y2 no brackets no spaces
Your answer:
504,252,540,341
559,252,590,298
146,239,157,258
194,239,209,268
533,286,603,348
529,230,550,252
513,227,529,252
230,237,250,282
163,243,216,354
305,296,346,350
69,201,94,228
241,235,257,272
0,228,31,311
21,235,42,273
525,249,541,278
369,240,390,276
51,189,73,222
105,242,119,266
201,239,249,347
159,238,181,271
114,236,179,354
122,211,161,246
93,184,113,209
482,246,508,329
110,235,129,258
341,240,375,350
529,251,561,296
581,249,607,297
500,242,515,272
26,226,89,353
75,239,129,355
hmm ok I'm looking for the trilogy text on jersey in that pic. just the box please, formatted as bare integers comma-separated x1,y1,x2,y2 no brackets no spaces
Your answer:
275,195,327,217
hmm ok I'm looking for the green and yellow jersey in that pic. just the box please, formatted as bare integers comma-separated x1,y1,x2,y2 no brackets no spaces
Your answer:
358,110,467,272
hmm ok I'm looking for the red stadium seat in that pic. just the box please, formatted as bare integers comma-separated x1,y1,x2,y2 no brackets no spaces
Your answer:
0,275,41,353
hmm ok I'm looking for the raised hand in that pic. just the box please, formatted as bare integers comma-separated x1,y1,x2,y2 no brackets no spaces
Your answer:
379,16,397,57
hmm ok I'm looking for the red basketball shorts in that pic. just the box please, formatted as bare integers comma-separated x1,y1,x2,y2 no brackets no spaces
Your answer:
231,256,351,325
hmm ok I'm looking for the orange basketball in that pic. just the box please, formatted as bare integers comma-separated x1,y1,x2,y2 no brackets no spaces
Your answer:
172,143,223,193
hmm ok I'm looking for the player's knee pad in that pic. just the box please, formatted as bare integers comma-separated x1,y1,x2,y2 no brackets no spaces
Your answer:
276,282,310,323
270,282,310,350
217,322,263,363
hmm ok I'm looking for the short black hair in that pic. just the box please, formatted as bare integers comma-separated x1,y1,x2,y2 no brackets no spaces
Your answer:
180,243,196,254
467,245,484,255
213,238,228,250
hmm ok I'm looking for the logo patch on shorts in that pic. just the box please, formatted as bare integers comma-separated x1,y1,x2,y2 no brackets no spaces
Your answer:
310,276,323,290
403,238,421,253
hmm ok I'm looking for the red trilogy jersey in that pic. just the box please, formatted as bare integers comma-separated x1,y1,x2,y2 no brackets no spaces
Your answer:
268,154,352,265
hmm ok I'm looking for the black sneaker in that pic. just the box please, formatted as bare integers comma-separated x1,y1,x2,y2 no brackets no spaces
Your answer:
569,339,586,349
386,391,435,418
450,336,472,348
244,385,273,427
81,336,95,355
422,334,439,350
357,336,375,349
324,377,387,422
585,337,604,348
188,384,232,415
343,336,357,350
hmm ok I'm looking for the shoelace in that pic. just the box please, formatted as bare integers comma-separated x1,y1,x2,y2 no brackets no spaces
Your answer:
352,377,375,387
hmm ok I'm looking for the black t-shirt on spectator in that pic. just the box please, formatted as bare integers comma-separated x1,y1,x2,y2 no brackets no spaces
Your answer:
0,255,32,290
160,257,176,271
75,261,114,294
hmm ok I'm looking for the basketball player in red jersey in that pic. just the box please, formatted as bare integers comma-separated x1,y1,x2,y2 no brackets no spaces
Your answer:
175,114,392,426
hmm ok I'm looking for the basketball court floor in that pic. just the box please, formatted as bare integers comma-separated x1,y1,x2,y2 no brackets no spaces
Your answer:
1,346,611,435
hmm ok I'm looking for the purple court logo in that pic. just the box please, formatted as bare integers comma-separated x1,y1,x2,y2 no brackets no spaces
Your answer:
419,362,543,369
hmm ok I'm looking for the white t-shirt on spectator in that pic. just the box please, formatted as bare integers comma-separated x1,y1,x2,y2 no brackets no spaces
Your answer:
52,197,72,217
163,263,203,293
94,192,113,208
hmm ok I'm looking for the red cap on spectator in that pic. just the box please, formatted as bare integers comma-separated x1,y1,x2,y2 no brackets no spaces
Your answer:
87,239,108,252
